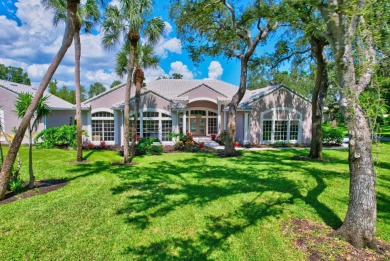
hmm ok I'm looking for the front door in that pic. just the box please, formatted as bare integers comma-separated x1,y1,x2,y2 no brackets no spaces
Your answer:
190,118,206,135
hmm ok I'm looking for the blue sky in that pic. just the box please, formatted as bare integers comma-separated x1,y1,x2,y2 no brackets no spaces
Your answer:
0,0,280,90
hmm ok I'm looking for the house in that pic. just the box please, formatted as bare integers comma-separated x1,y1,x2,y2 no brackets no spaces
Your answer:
82,79,312,146
0,79,75,143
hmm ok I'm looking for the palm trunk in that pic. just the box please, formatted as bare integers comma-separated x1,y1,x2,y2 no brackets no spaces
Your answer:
124,32,138,163
74,28,83,162
309,37,329,159
0,0,77,200
224,58,248,156
131,67,144,156
28,126,34,189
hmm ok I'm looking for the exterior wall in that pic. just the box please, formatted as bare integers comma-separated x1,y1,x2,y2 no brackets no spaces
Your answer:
179,85,225,102
187,100,217,110
45,110,75,128
235,112,245,142
248,88,312,144
88,86,126,111
130,92,171,112
0,88,20,137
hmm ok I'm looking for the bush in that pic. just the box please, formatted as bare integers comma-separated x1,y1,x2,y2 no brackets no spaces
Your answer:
136,138,162,155
9,177,24,193
322,126,344,145
215,130,227,145
35,125,86,149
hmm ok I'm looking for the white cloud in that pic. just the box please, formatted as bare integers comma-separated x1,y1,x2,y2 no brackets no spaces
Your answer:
154,38,182,59
163,21,173,35
169,61,193,79
85,69,117,86
207,61,223,79
144,66,167,83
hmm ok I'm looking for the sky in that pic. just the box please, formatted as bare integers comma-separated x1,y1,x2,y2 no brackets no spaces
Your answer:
0,0,279,91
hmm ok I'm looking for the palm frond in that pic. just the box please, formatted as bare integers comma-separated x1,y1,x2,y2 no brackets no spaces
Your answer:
144,17,165,45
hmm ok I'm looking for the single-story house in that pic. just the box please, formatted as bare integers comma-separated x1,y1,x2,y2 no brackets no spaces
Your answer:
81,79,312,146
0,79,75,144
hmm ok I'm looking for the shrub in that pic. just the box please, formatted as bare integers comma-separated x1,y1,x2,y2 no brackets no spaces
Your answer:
322,126,344,145
136,138,162,155
9,177,24,193
100,141,106,150
198,142,205,148
215,130,227,145
35,125,86,149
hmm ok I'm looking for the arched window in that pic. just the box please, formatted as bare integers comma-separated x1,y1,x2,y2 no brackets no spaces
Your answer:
261,108,302,143
91,111,114,142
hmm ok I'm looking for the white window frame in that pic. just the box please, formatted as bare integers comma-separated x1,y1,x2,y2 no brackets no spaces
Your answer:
260,107,302,144
179,107,218,136
91,108,115,145
129,108,172,142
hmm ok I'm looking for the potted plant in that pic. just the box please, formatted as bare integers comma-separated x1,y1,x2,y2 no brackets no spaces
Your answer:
211,134,216,140
234,141,240,147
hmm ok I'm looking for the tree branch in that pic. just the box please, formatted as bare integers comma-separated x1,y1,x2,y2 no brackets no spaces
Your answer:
271,48,311,69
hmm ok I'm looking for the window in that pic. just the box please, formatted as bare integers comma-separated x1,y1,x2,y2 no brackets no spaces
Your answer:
190,110,206,116
143,112,159,118
92,111,114,142
290,120,299,140
208,118,217,134
261,108,301,143
262,120,272,141
208,111,218,116
274,121,288,141
143,120,159,139
162,120,172,141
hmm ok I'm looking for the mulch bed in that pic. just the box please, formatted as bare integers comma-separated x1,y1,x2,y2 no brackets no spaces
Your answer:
69,160,91,164
282,218,390,261
291,156,331,162
0,179,68,206
111,161,139,166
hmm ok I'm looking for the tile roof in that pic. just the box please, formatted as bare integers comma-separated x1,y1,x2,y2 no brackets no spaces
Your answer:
0,79,75,110
145,79,239,99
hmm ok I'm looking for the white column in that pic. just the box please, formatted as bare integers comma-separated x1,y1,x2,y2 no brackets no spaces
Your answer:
120,112,124,146
183,109,187,134
171,112,178,133
217,103,221,134
223,111,227,130
87,111,92,142
140,112,144,138
158,117,162,141
114,110,120,145
244,112,249,144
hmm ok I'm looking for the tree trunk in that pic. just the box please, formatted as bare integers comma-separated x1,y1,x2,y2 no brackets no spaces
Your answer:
124,31,139,163
224,58,248,156
0,0,77,200
337,104,376,248
131,67,144,156
309,37,329,159
28,126,34,189
74,29,83,162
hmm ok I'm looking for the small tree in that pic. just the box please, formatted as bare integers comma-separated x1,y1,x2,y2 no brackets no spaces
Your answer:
15,93,51,188
0,0,78,200
171,0,279,155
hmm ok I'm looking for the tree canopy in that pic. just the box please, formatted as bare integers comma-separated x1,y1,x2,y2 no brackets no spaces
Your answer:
0,64,31,85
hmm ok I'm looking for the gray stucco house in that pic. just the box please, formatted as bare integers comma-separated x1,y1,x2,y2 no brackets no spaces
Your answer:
82,79,312,146
0,79,75,143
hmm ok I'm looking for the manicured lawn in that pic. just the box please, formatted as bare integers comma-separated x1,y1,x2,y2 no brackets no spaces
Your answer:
381,125,390,137
0,144,389,260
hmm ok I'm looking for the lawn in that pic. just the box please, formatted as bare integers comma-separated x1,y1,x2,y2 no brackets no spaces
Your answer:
0,143,389,260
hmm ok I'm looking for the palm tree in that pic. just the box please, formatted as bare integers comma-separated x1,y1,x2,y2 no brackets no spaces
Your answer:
15,93,51,189
116,43,160,152
102,0,164,163
47,0,100,162
0,0,78,200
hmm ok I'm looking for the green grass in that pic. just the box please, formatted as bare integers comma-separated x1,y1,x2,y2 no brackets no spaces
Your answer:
0,144,389,260
380,125,390,137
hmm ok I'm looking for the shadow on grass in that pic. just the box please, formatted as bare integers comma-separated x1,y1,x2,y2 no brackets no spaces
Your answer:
83,150,95,160
107,150,346,259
